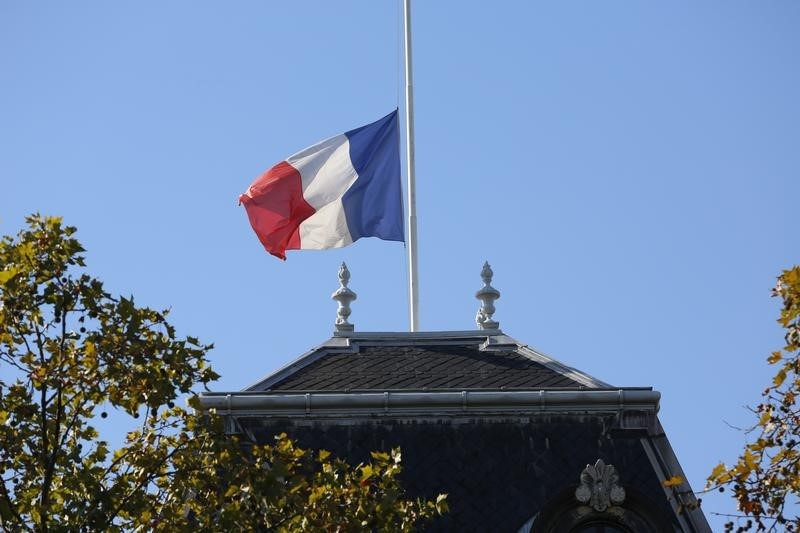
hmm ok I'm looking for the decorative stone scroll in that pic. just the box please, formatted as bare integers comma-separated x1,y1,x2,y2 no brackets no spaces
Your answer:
574,459,626,512
475,261,500,330
331,262,357,332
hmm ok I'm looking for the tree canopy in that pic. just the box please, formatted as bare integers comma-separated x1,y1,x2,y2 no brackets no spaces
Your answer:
0,214,445,531
708,266,800,531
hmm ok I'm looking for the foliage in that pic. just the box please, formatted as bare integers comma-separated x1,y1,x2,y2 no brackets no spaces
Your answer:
707,266,800,531
160,430,447,531
0,215,445,532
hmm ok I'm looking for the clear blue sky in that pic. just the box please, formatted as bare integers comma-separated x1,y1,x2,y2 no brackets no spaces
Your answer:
2,1,798,527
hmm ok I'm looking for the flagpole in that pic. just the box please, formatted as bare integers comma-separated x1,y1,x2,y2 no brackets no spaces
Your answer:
403,0,420,332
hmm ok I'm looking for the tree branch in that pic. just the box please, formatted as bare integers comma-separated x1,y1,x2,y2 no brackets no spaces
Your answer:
97,439,190,530
0,478,32,532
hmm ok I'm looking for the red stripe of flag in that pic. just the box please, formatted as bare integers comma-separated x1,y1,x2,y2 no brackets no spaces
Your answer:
238,161,315,260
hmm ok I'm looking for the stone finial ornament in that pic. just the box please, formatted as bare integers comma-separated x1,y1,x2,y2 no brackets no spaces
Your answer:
574,459,626,512
475,261,500,330
331,262,357,332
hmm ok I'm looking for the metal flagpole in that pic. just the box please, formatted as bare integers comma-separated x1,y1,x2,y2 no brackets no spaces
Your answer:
403,0,420,332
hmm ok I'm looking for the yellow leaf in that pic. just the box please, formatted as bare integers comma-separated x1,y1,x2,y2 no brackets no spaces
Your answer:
309,486,325,503
774,368,788,388
768,351,782,364
0,268,18,285
360,464,374,482
370,451,390,462
744,449,758,471
772,448,786,464
31,366,47,386
224,484,238,498
784,268,800,285
662,475,684,487
709,462,729,483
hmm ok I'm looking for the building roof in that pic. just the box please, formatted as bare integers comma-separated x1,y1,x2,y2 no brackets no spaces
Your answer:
198,328,710,532
245,330,612,392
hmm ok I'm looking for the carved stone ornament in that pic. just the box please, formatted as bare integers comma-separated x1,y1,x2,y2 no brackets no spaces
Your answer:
331,262,357,332
475,261,500,330
574,459,626,512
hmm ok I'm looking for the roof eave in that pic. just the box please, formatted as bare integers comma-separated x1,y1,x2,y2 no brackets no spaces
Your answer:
198,388,660,417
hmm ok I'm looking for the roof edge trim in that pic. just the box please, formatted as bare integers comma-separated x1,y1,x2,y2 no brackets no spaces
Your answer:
515,345,613,388
243,336,355,391
198,388,660,417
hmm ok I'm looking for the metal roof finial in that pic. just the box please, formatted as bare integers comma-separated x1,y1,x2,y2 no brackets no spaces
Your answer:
475,261,500,330
332,262,356,332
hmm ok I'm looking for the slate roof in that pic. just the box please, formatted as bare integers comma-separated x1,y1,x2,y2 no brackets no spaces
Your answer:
246,331,611,392
202,329,710,531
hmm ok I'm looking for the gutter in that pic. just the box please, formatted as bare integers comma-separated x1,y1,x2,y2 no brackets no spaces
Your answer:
198,388,660,417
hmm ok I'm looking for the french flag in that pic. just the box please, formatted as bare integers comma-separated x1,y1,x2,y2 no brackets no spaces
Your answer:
239,110,404,260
